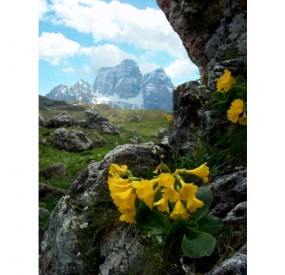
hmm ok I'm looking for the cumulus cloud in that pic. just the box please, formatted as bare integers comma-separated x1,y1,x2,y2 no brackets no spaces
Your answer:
79,44,135,74
39,32,80,65
39,0,49,19
47,0,187,58
165,59,198,79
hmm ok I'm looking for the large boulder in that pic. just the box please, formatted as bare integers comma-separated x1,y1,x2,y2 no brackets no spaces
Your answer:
40,143,165,274
46,112,76,128
85,110,119,135
156,0,247,88
39,163,67,179
51,128,94,152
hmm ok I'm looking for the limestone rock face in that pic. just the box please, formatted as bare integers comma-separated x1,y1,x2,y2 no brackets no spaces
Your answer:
170,81,212,152
157,0,247,88
40,144,165,274
51,128,94,152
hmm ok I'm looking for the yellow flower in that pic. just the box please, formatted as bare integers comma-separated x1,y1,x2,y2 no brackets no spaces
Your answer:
143,186,161,209
166,115,173,122
238,111,247,126
132,179,160,209
161,186,180,202
119,208,136,224
109,164,128,177
153,164,162,174
118,192,136,212
169,200,190,220
217,69,236,92
158,173,175,188
153,197,169,212
227,99,244,123
185,163,210,183
132,179,158,200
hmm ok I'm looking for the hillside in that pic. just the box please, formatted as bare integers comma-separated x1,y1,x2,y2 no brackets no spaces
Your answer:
39,96,172,210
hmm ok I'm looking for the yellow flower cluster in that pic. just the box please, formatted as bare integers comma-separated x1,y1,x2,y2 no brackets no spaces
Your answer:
227,99,247,125
217,69,236,92
216,69,247,126
108,163,210,224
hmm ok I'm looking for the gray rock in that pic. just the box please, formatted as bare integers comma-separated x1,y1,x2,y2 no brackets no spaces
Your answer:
130,115,141,122
39,163,66,179
157,127,169,139
40,144,165,274
39,113,45,127
85,109,119,134
99,226,144,275
51,128,94,152
205,252,247,275
210,170,247,219
223,201,247,223
169,81,211,152
46,111,76,128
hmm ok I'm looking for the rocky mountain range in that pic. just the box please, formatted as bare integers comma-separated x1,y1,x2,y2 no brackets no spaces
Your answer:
45,59,174,112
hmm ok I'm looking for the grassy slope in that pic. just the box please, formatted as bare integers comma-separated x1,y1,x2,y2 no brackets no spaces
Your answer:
39,97,171,194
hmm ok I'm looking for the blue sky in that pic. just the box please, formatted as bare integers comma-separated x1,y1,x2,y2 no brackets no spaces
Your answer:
39,0,200,96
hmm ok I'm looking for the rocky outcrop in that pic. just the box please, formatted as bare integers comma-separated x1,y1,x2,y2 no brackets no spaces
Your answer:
51,128,94,152
170,81,213,152
46,111,76,128
85,109,119,135
39,163,67,179
40,143,165,274
157,0,247,88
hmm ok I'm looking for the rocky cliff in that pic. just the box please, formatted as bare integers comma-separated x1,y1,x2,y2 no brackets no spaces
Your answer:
156,0,246,89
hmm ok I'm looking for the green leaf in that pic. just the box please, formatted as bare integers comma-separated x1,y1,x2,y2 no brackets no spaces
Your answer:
182,230,216,258
212,92,227,103
235,75,246,86
136,205,170,235
164,218,187,244
190,186,213,222
197,214,223,234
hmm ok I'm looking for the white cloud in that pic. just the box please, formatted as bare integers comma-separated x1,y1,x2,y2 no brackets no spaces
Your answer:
62,66,75,74
165,59,198,79
39,0,49,19
39,32,80,65
79,44,134,74
47,0,187,58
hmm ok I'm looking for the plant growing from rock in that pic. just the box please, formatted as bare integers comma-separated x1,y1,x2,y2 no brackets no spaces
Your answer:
107,162,223,259
212,69,247,126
